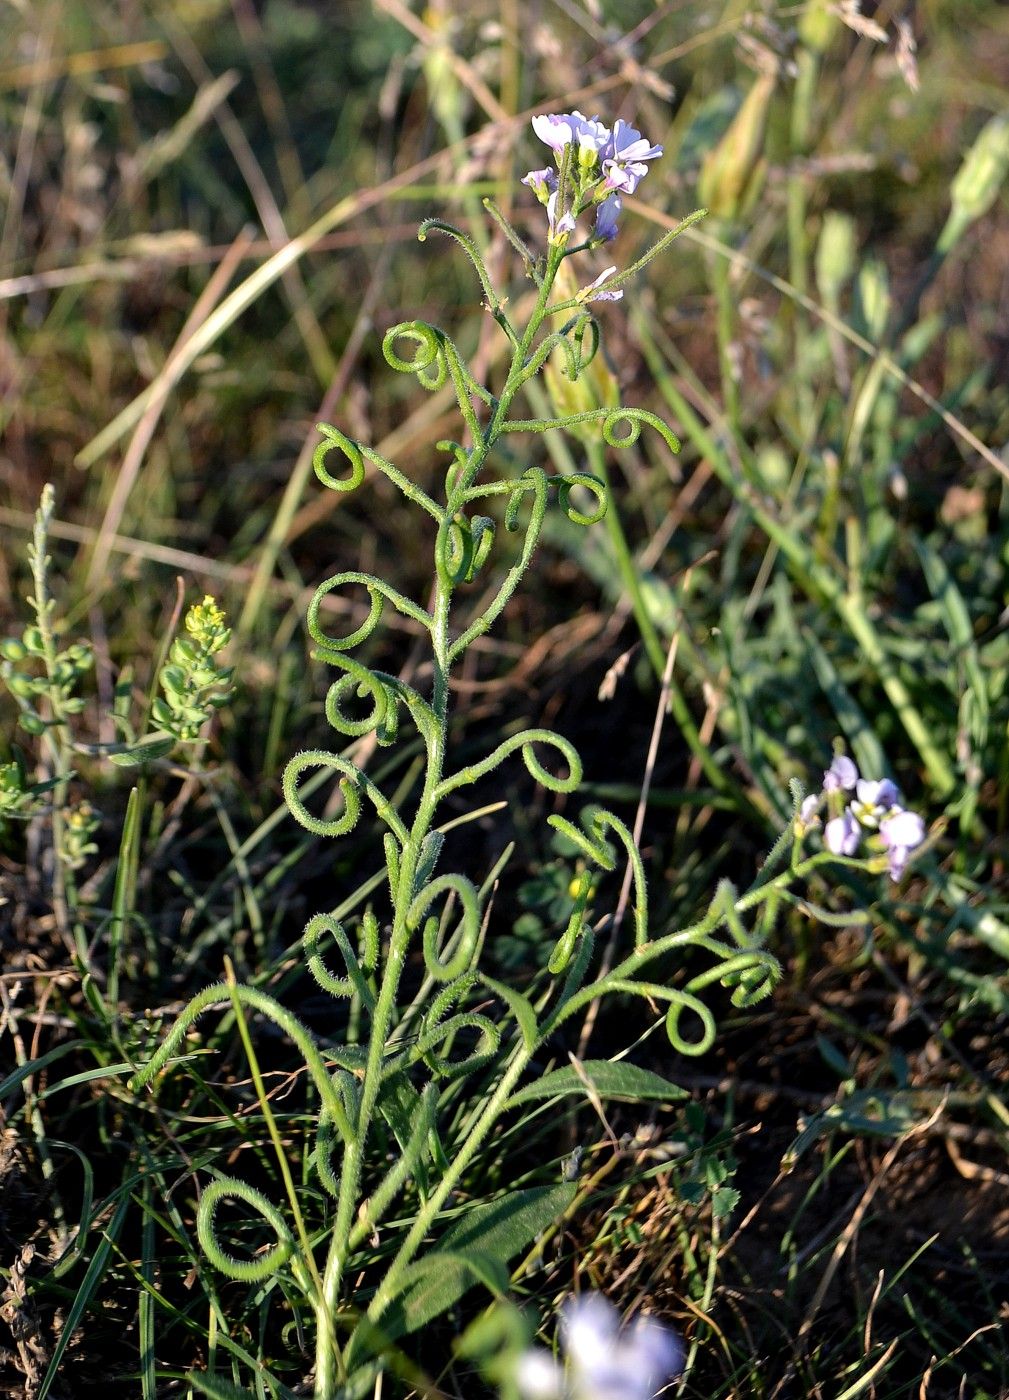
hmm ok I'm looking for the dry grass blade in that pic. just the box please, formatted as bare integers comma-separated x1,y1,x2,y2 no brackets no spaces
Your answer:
0,39,169,92
797,1099,947,1342
84,226,257,591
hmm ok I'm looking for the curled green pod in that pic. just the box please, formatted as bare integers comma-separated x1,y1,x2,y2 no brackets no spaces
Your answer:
721,952,780,1008
504,469,548,533
197,1177,295,1283
303,912,374,1005
314,1108,344,1198
436,727,582,800
665,990,718,1056
283,750,363,838
314,422,367,492
383,320,448,391
307,573,384,652
307,571,432,651
413,974,500,1079
409,872,481,982
606,406,681,455
547,902,587,976
322,658,390,739
555,473,607,527
441,513,497,585
549,805,649,947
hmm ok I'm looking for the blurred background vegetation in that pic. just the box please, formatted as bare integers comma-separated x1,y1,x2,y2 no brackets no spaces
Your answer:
2,0,1009,1395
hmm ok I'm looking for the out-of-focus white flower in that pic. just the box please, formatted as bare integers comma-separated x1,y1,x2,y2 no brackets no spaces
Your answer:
879,806,926,881
851,777,900,828
822,753,858,792
515,1348,564,1399
824,810,860,856
514,1293,682,1400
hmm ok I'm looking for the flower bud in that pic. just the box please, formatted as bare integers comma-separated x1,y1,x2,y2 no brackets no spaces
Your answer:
799,0,840,53
815,211,856,309
854,258,890,343
0,638,27,662
6,673,35,699
941,113,1009,254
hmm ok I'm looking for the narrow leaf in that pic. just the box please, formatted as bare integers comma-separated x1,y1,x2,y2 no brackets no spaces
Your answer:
506,1060,687,1109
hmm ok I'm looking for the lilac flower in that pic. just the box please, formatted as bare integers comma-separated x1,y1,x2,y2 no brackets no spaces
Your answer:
515,1293,683,1400
573,113,612,166
523,167,557,203
601,119,663,194
546,190,577,243
579,266,623,302
879,807,925,881
794,792,821,837
532,111,610,160
592,194,622,242
851,778,900,828
824,809,861,857
823,754,858,793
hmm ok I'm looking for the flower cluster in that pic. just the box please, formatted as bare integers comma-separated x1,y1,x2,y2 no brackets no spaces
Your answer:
151,595,235,743
515,1294,682,1400
797,753,926,881
523,111,663,251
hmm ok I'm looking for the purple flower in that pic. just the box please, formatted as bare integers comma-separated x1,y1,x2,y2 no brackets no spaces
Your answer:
852,778,901,828
601,119,663,194
573,112,611,164
880,808,925,850
522,167,557,203
532,110,610,159
546,190,576,243
879,806,925,881
515,1294,682,1400
824,809,861,857
823,754,858,793
592,194,622,242
580,266,623,302
795,793,821,835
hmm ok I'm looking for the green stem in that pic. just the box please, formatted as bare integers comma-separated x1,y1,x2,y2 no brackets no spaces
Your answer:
363,1038,533,1333
787,46,818,441
709,237,740,441
30,489,85,958
315,244,580,1392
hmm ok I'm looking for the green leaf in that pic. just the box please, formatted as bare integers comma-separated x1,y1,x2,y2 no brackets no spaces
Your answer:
106,734,175,767
506,1060,687,1109
0,1040,86,1099
38,1189,130,1400
711,1185,741,1219
481,974,538,1049
384,1184,575,1338
385,1248,509,1336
